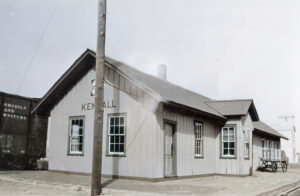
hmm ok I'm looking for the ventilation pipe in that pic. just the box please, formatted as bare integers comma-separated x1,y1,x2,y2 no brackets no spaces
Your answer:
157,64,167,80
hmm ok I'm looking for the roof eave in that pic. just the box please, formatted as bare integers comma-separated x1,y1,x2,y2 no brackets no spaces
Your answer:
253,129,289,140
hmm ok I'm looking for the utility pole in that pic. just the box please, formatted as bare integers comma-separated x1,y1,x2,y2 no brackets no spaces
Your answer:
91,0,106,195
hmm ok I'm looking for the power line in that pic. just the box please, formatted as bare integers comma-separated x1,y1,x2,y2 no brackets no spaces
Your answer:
16,0,61,93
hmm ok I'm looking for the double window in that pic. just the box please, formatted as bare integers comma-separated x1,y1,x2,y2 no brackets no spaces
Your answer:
108,115,126,155
221,126,235,158
194,122,203,157
261,139,280,160
69,117,84,155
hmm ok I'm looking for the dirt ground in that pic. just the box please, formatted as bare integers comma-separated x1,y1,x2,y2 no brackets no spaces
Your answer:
1,168,300,196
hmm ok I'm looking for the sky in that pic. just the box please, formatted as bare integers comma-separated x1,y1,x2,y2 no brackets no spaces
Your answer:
0,0,300,154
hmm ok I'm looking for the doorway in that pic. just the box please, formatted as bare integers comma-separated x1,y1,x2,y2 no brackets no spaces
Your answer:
164,121,176,177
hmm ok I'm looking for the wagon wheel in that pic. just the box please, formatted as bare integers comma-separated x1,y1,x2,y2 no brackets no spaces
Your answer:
272,162,277,172
282,162,288,172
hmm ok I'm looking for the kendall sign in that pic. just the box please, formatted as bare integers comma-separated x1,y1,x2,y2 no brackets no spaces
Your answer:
81,100,117,111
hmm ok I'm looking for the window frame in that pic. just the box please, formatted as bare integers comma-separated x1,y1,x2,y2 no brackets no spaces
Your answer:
68,116,85,156
276,141,280,160
244,129,250,159
194,121,203,158
244,143,250,159
221,125,236,159
106,113,127,156
262,139,266,159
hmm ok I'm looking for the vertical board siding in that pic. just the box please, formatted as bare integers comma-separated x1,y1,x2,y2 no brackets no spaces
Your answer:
48,66,161,178
48,63,264,178
162,108,217,176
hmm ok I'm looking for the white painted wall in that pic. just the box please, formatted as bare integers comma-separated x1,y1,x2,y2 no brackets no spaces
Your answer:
161,108,219,177
46,63,281,178
215,118,247,175
48,68,161,178
252,134,262,170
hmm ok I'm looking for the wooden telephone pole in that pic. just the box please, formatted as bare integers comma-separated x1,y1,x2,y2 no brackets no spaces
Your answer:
91,0,106,195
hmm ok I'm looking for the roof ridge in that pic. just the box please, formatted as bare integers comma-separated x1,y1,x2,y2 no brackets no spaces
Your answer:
205,99,253,103
105,56,212,101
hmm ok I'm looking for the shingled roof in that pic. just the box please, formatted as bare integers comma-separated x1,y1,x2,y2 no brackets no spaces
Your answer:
32,49,225,120
253,121,288,140
205,99,259,121
105,57,225,119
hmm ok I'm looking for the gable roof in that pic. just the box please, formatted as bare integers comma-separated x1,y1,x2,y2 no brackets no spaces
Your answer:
105,57,225,120
253,121,288,140
205,99,259,121
32,49,225,120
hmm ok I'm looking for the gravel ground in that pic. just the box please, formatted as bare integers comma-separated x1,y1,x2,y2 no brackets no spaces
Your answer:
0,168,300,196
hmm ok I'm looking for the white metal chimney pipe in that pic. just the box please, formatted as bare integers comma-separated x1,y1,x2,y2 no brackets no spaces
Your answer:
157,64,167,80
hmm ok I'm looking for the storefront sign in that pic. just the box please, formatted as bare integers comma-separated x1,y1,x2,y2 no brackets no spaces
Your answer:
81,100,117,111
2,102,27,120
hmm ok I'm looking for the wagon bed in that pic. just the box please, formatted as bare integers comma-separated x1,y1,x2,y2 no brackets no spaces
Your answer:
259,158,288,172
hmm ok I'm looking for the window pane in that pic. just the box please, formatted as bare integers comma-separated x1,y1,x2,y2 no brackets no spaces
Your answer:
120,144,124,152
115,136,120,143
110,117,114,125
115,144,120,152
120,127,124,134
229,135,234,142
229,149,234,155
120,117,124,125
110,144,114,152
120,136,124,143
79,120,83,126
229,142,234,148
223,129,228,135
115,126,120,134
223,135,228,141
224,142,228,148
115,117,119,125
110,126,114,134
75,120,79,125
110,136,114,143
224,149,228,155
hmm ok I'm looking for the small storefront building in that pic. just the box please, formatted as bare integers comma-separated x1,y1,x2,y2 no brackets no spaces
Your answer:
32,49,287,179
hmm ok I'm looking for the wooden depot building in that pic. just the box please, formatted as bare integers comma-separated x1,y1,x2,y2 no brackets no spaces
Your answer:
32,49,288,179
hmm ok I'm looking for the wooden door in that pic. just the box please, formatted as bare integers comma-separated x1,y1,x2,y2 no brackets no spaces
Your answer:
164,123,175,177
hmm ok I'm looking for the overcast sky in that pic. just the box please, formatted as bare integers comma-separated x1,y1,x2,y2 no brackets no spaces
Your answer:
1,0,300,151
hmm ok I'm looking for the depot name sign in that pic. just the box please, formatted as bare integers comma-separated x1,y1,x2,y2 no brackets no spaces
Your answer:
2,103,28,120
81,100,117,111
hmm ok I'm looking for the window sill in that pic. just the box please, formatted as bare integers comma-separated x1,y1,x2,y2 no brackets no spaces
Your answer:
220,156,236,159
68,153,84,156
194,155,204,159
106,154,126,157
